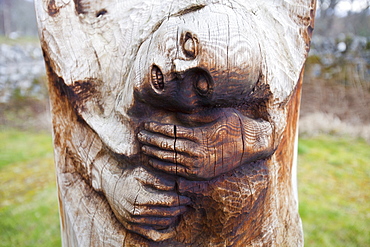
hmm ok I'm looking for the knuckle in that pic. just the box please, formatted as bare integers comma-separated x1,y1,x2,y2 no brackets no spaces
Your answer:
161,141,170,149
164,125,173,134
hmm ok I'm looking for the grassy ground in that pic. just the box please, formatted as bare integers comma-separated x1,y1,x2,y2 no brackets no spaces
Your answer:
0,129,369,246
298,136,370,246
0,129,60,247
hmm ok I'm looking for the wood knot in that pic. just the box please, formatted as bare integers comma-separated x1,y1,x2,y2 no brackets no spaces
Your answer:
151,65,164,92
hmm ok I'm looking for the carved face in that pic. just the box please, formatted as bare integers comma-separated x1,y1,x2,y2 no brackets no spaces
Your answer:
130,6,263,115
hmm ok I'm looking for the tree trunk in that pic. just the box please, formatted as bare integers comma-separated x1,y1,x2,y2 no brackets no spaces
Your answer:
35,1,316,246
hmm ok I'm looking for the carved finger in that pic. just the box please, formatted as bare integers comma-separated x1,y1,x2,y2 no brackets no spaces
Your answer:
134,189,191,207
130,205,188,218
142,145,175,161
134,167,175,191
121,221,176,242
142,145,193,168
138,130,199,156
144,122,199,142
172,139,199,156
124,215,178,228
144,122,176,137
149,159,197,178
138,130,176,150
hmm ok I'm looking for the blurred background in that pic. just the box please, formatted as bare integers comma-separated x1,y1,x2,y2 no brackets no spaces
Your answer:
0,0,369,246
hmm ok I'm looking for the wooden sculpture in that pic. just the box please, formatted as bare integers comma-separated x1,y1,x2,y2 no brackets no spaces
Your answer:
35,0,316,246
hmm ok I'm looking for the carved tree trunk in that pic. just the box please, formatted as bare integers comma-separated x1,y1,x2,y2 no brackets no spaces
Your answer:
35,1,316,246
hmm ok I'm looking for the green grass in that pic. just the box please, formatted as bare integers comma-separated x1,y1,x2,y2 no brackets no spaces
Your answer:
0,129,369,246
298,136,370,247
0,129,53,169
0,129,61,247
0,187,61,247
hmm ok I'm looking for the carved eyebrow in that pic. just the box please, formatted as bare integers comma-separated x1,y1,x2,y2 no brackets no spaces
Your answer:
172,4,207,17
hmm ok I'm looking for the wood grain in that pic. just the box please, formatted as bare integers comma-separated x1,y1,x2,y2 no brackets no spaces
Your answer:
36,0,316,246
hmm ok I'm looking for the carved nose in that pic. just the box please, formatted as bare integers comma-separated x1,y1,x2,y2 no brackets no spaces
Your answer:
192,70,211,96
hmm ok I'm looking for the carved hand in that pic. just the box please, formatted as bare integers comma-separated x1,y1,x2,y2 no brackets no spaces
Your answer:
101,166,190,241
138,108,274,180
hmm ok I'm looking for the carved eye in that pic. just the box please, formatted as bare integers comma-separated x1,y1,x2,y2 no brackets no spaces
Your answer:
151,65,164,91
96,9,107,18
183,32,198,59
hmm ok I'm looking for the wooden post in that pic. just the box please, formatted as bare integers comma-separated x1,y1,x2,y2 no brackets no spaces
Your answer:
35,1,316,246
